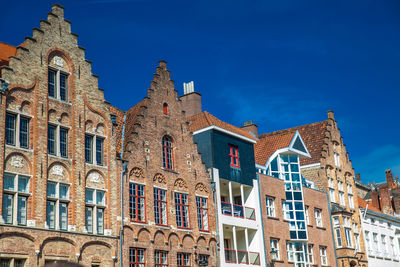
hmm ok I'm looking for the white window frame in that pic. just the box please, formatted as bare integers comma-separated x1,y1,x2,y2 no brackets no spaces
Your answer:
48,66,69,102
319,246,328,266
5,111,31,149
335,228,342,248
354,233,361,252
381,235,387,257
334,152,340,168
46,181,70,230
48,123,69,158
85,133,105,166
0,257,27,267
314,208,323,227
306,244,314,264
305,206,310,225
85,188,106,235
270,238,280,261
329,188,336,203
266,197,276,217
365,231,372,255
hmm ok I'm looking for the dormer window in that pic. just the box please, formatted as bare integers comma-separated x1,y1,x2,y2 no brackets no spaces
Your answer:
163,103,168,115
162,136,174,170
229,145,239,168
48,68,68,101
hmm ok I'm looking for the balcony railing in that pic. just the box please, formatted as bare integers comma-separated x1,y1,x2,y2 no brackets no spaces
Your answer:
221,202,255,220
224,250,260,265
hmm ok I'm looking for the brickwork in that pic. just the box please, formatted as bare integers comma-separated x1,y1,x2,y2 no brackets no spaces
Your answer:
119,61,217,267
0,4,119,266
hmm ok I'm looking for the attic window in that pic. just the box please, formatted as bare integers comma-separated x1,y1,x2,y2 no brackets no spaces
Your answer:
229,145,239,168
163,103,168,115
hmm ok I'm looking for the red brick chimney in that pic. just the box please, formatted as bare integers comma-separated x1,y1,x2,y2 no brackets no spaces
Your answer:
241,121,258,138
385,169,394,187
180,81,202,117
371,189,380,211
327,110,335,120
379,186,394,215
356,173,361,181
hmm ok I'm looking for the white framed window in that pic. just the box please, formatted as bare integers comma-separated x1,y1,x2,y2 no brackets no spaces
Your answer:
348,194,354,209
5,112,30,149
46,181,70,230
328,177,334,188
85,188,106,234
339,191,345,206
335,228,342,248
381,235,387,256
329,188,336,203
347,184,353,194
48,124,69,158
354,233,360,252
270,238,280,260
319,246,328,266
333,216,340,227
282,201,293,220
266,197,275,217
344,228,353,248
2,173,30,225
372,233,379,254
0,258,26,267
365,231,372,254
85,134,104,166
390,237,397,258
306,244,314,264
305,206,310,225
334,152,340,168
48,67,68,102
314,208,323,227
286,242,295,262
337,181,343,191
352,222,358,233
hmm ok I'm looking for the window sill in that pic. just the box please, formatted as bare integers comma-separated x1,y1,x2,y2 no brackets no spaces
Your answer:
85,162,108,169
271,260,284,263
5,145,33,152
161,168,179,174
49,97,72,106
155,225,170,230
199,230,211,235
267,216,279,221
49,154,71,161
130,221,148,226
177,228,193,233
316,226,326,230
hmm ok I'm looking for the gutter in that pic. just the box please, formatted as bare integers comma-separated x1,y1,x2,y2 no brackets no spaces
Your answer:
326,193,339,267
119,114,127,267
256,173,268,267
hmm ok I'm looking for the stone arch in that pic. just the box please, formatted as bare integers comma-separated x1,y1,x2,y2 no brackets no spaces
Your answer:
48,109,57,122
0,232,35,254
209,238,217,256
0,231,35,242
4,152,31,174
48,161,71,183
85,120,94,132
129,167,144,179
174,178,188,190
137,228,151,242
182,234,194,249
197,236,207,248
80,241,113,266
85,170,105,189
41,236,76,257
47,48,75,73
6,96,17,109
168,233,179,249
20,100,31,114
96,123,105,135
154,231,166,246
60,112,70,125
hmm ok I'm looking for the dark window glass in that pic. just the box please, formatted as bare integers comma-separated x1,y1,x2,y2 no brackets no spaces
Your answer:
60,73,68,101
48,125,56,155
19,117,29,148
46,200,56,229
48,69,56,97
129,183,145,223
60,128,68,158
129,248,145,267
17,196,27,225
59,202,68,230
162,136,173,170
5,113,16,145
97,208,104,234
154,188,167,225
2,193,13,224
85,135,93,163
96,137,103,165
85,206,93,233
175,192,189,228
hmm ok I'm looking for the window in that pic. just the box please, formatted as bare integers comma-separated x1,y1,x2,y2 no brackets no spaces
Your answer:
306,244,314,264
381,235,387,256
348,194,354,209
0,258,26,267
329,188,336,203
2,173,30,225
354,233,360,252
163,103,168,115
229,145,239,168
345,227,353,248
154,188,167,226
48,68,68,101
333,217,339,227
85,188,106,234
162,136,174,170
196,196,208,231
390,237,397,258
129,183,146,223
155,251,168,267
286,242,295,262
328,177,334,188
177,253,190,267
85,134,104,165
198,255,208,267
266,197,275,217
334,152,340,168
347,184,353,194
129,248,145,267
305,206,310,225
46,181,69,230
6,113,30,149
365,231,372,254
282,201,293,220
339,191,345,206
48,124,68,158
372,233,379,252
335,228,342,248
270,238,280,260
319,246,328,266
314,209,322,227
286,242,309,265
175,192,189,228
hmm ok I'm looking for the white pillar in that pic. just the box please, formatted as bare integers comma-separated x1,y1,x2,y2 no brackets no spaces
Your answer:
229,181,233,204
233,226,238,253
240,184,245,206
245,228,249,251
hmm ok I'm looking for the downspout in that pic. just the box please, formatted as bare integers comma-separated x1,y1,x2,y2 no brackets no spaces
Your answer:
119,114,127,267
210,169,220,267
256,173,268,267
326,193,339,267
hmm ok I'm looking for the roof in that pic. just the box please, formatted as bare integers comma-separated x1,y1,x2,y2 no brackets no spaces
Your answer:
255,121,327,166
0,42,17,67
187,111,257,142
358,196,381,213
358,196,400,221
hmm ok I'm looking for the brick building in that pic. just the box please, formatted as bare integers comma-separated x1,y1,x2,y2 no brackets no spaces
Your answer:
116,63,217,267
257,111,368,266
253,127,336,267
0,4,120,266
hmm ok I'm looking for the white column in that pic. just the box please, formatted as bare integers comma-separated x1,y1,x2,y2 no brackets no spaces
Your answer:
229,181,233,204
240,184,245,206
245,228,249,251
233,226,238,260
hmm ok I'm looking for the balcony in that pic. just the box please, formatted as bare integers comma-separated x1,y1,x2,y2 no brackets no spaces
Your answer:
221,202,256,220
224,249,260,265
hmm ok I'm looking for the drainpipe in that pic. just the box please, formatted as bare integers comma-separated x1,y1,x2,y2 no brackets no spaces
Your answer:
210,169,220,267
326,193,339,267
256,173,268,267
119,114,127,267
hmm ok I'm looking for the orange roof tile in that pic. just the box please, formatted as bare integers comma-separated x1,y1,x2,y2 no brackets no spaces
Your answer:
254,130,295,165
358,196,382,213
0,42,17,67
187,111,257,142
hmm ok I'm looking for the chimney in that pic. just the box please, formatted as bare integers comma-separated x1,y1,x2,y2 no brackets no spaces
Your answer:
385,169,394,187
327,110,335,120
371,189,380,211
379,186,394,215
179,81,202,117
241,121,258,138
356,173,361,181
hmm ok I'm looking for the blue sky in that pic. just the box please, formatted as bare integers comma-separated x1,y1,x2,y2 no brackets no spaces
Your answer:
1,0,399,183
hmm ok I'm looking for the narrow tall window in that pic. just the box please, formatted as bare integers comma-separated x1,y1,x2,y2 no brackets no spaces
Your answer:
229,145,239,168
314,209,323,227
196,196,208,231
2,173,30,225
59,73,68,101
46,181,69,230
48,69,56,98
129,248,145,267
48,68,68,101
154,188,167,226
96,137,104,166
175,192,189,228
319,246,328,266
270,238,280,260
335,228,342,247
155,251,168,267
5,113,17,146
177,253,190,267
129,183,145,223
266,197,275,217
162,136,173,170
163,103,168,115
306,244,314,264
334,152,340,168
19,117,29,149
48,125,56,155
85,135,93,163
85,188,106,234
59,127,68,158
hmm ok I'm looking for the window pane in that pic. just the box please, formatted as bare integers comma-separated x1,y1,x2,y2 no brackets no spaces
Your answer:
59,128,68,158
0,259,12,267
96,190,105,205
4,173,15,191
59,184,69,199
96,137,103,165
17,196,27,225
85,206,93,233
48,69,56,97
5,113,16,145
60,73,68,101
19,117,29,148
2,194,13,224
48,125,56,155
97,208,104,234
47,182,57,197
85,135,93,163
59,202,68,230
86,189,94,203
18,176,30,193
46,200,56,229
14,259,25,267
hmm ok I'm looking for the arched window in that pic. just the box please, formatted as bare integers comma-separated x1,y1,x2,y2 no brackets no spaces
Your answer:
162,136,173,170
163,103,168,115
